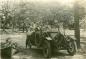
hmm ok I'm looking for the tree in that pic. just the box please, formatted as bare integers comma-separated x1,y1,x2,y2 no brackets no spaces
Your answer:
74,0,86,48
0,1,12,31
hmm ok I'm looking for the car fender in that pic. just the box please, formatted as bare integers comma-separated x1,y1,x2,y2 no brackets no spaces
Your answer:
67,36,76,42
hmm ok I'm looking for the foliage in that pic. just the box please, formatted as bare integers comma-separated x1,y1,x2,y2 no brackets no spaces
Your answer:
0,1,85,32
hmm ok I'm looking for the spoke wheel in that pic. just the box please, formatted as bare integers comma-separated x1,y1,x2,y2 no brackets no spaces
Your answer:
67,40,77,56
43,40,51,58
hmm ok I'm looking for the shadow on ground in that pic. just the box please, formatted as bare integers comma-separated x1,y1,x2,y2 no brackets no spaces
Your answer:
12,48,71,59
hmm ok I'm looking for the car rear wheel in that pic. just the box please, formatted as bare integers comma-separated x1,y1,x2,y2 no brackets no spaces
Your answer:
26,38,32,49
67,40,77,56
43,40,51,58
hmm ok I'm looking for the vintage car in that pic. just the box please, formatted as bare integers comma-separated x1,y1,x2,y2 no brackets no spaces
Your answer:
26,28,77,58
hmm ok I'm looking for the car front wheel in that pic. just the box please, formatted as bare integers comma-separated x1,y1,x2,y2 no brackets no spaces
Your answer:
43,40,51,58
67,40,77,56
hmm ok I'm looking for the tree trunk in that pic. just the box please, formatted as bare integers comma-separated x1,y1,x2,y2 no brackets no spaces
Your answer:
74,16,80,49
74,2,80,49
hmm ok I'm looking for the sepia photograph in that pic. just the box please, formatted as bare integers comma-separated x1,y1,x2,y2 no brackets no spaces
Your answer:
0,0,86,59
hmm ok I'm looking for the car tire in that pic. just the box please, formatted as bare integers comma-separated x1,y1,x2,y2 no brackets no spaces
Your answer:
26,37,32,49
43,40,51,58
67,40,77,56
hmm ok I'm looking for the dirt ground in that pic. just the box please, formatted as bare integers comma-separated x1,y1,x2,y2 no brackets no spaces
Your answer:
0,29,86,59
